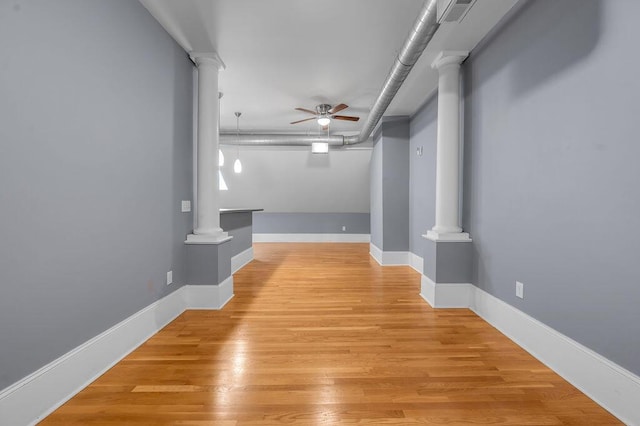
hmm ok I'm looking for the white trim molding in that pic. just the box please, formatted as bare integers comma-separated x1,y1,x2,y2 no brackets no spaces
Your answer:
369,243,383,265
0,278,236,426
418,280,640,425
186,276,234,310
231,247,253,274
419,275,473,308
253,233,370,243
0,286,188,426
471,288,640,426
369,243,412,266
409,252,424,274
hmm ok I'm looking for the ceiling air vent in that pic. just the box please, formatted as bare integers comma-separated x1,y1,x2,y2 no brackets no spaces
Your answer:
437,0,477,23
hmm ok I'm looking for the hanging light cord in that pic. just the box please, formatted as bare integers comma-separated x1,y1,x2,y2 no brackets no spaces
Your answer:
235,112,241,155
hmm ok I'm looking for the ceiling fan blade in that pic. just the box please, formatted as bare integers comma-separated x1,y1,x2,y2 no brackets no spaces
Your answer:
295,107,317,116
332,115,360,122
328,103,348,114
290,117,316,125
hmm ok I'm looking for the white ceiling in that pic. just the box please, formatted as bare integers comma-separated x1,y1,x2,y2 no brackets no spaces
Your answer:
139,0,518,135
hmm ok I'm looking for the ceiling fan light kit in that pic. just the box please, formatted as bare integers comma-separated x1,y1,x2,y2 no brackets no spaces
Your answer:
291,103,360,127
317,117,331,126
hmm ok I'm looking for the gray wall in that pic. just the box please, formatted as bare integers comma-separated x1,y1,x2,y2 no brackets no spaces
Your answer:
186,241,232,286
382,118,410,251
423,240,472,284
253,212,370,234
0,0,193,390
220,211,254,256
463,0,640,375
409,95,438,257
219,146,371,213
370,118,411,251
370,133,384,248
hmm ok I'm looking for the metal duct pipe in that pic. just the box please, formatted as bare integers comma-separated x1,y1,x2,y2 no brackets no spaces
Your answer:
219,0,439,147
345,0,438,145
220,133,345,146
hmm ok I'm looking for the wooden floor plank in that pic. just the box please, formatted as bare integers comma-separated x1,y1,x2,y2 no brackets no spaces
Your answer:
41,243,621,425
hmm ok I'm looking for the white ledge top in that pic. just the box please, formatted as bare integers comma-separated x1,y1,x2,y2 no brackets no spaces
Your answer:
185,234,233,245
219,208,264,214
423,231,472,242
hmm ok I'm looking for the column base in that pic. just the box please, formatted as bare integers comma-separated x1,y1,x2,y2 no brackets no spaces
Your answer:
423,230,472,242
185,232,232,245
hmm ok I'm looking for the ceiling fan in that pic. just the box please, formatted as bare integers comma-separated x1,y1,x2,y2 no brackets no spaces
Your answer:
290,103,360,127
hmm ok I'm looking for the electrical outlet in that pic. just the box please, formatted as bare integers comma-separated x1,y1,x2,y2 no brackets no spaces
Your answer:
342,226,346,231
167,270,173,285
515,281,524,299
181,200,191,212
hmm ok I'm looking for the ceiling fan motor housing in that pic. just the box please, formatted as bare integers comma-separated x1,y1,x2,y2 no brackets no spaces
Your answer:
316,104,332,116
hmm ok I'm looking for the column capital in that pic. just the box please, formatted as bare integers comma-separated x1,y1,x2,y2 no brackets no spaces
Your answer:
431,51,469,70
189,51,226,70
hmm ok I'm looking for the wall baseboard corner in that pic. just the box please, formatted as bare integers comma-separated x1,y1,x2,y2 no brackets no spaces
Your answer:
369,244,414,266
186,276,234,310
419,275,473,308
231,247,253,274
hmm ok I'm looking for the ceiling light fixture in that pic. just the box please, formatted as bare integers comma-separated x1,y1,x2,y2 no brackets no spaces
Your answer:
234,112,242,174
311,142,329,154
317,116,331,127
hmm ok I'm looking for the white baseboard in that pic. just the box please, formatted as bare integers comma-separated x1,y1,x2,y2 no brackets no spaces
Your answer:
419,275,473,308
0,286,188,426
231,247,253,274
186,276,234,310
369,243,383,265
0,276,237,426
409,252,423,274
253,233,370,243
470,287,640,426
419,278,640,424
369,243,413,266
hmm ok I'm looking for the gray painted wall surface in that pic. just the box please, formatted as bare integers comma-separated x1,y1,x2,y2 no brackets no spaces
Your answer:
370,134,384,248
370,118,411,251
253,213,370,234
221,212,254,257
463,0,640,374
423,240,472,284
219,147,371,213
0,1,193,390
381,118,410,251
185,240,232,286
409,96,438,257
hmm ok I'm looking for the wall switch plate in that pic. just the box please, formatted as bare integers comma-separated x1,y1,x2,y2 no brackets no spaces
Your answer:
516,281,524,299
342,226,346,231
166,270,173,285
181,200,191,212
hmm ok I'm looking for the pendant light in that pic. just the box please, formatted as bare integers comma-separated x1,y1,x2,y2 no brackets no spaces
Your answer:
233,112,242,173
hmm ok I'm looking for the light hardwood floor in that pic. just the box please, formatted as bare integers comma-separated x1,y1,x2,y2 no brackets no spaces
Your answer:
42,243,621,425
